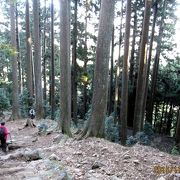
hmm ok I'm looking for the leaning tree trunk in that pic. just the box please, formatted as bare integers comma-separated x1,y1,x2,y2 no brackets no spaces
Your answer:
133,0,152,135
33,0,44,119
10,1,20,120
120,0,131,145
79,0,115,138
59,0,72,137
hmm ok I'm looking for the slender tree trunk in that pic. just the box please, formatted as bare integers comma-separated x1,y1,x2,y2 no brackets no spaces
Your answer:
120,0,131,145
166,103,173,135
10,1,20,120
142,2,158,125
154,102,159,131
175,108,180,144
16,4,22,94
114,0,123,122
146,0,166,124
127,1,137,128
159,101,165,133
164,102,168,124
129,3,137,85
72,0,78,125
59,0,72,136
108,25,114,115
26,0,33,102
83,0,88,117
33,0,44,119
50,0,55,120
154,102,159,129
79,0,115,138
42,0,47,104
133,0,152,134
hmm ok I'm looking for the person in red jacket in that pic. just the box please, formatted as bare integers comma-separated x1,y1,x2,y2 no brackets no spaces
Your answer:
0,122,9,152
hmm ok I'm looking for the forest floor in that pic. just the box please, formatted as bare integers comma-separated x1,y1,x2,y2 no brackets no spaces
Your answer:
0,119,180,180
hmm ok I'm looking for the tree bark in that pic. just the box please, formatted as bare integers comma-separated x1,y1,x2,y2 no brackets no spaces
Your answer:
50,0,55,120
142,2,158,126
133,0,152,134
42,0,47,105
10,1,20,120
120,0,131,145
146,0,167,124
72,0,78,125
25,0,33,102
108,25,114,115
114,0,123,123
83,0,89,118
59,0,72,137
33,0,44,119
159,101,165,133
175,108,180,144
129,3,137,85
79,0,115,138
16,3,22,94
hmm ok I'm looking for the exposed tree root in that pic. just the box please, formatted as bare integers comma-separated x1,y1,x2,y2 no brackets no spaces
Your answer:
76,125,93,140
19,119,36,130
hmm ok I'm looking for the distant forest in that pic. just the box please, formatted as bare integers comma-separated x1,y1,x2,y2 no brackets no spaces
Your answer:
0,0,179,146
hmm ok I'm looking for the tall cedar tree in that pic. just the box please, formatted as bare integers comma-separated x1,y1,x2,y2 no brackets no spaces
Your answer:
120,0,131,145
59,0,72,137
83,0,88,117
108,25,114,115
42,0,47,102
25,0,33,99
147,0,167,124
72,0,78,125
10,1,20,120
133,0,152,134
79,0,115,138
33,0,44,119
50,0,55,120
16,3,22,94
141,2,158,129
114,0,123,122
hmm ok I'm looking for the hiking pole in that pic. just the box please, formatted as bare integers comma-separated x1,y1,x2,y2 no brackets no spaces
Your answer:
8,132,12,144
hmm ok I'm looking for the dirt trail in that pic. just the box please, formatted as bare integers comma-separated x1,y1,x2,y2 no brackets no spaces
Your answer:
0,119,180,180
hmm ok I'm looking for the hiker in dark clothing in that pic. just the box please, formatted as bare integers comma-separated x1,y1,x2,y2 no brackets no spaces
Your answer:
0,122,9,152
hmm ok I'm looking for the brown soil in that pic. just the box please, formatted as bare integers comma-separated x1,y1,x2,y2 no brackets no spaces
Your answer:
0,119,180,180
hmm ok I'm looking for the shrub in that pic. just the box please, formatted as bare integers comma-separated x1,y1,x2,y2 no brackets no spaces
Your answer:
19,89,34,117
171,146,180,156
0,92,10,112
105,115,119,143
126,122,154,146
54,109,60,121
43,100,51,118
143,122,154,140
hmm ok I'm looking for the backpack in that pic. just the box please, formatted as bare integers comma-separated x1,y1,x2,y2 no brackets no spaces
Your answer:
0,127,5,138
29,109,35,116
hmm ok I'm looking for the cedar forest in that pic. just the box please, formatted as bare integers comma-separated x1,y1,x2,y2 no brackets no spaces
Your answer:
0,0,180,150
